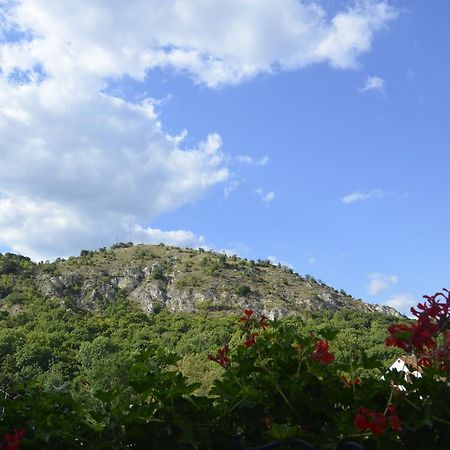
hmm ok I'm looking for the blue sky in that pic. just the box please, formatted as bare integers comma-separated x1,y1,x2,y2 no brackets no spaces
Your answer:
0,0,449,314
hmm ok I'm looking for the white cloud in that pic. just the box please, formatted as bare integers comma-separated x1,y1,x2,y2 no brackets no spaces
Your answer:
366,272,399,296
308,258,316,264
218,243,250,257
383,293,416,316
0,0,397,259
341,189,406,204
341,189,384,204
255,188,275,204
224,180,241,197
132,225,205,248
268,255,293,269
237,155,269,166
359,75,386,93
0,1,397,87
0,76,228,259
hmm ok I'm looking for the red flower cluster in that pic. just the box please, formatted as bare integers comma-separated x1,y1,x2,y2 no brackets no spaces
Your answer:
207,344,231,369
2,429,25,450
411,289,449,323
310,339,334,365
244,333,259,348
386,290,450,371
239,309,270,348
240,309,254,323
385,318,439,353
240,310,269,330
417,331,450,371
354,405,402,435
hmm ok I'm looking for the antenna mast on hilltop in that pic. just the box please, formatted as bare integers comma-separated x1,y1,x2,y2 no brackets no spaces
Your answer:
128,217,133,243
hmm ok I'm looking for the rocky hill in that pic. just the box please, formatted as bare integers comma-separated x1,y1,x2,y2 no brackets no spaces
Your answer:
9,243,402,319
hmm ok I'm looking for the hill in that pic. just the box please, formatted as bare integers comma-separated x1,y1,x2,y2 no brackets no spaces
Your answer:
0,243,402,319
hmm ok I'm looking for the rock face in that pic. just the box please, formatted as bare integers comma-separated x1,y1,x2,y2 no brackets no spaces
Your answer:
34,244,404,318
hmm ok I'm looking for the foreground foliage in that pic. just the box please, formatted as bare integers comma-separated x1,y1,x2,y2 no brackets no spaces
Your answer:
1,263,449,448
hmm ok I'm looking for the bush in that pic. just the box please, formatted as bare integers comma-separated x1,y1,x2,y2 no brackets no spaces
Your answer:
0,283,12,299
110,242,133,249
237,284,251,297
40,262,60,275
151,267,165,280
0,253,32,275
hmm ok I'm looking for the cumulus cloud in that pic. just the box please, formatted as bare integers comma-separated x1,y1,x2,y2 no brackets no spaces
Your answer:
255,188,275,205
359,75,386,93
0,0,397,87
0,0,397,259
341,189,406,204
0,64,228,259
383,293,416,316
366,272,399,296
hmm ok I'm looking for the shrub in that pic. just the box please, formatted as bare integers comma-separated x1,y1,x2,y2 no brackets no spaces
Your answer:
151,267,165,280
110,242,133,249
0,283,12,299
237,284,251,297
0,253,32,275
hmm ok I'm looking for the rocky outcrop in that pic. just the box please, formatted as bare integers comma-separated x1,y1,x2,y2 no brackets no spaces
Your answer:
34,244,404,318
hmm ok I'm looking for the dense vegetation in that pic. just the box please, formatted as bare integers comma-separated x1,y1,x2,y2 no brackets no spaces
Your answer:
0,252,402,393
1,251,449,449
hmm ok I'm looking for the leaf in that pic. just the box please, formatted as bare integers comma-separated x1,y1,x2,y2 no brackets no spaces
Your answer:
82,416,106,432
267,423,299,440
94,389,116,403
360,351,381,370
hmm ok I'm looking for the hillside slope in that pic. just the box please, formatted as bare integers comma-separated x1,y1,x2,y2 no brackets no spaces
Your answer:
1,243,401,319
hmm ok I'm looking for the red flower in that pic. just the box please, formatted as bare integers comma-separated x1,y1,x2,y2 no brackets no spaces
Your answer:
310,339,334,365
3,429,26,450
207,344,231,369
240,309,254,322
244,333,258,348
386,317,439,353
354,407,387,435
386,290,450,357
354,405,402,435
386,404,402,433
418,355,432,368
385,324,413,350
411,317,439,351
411,290,449,323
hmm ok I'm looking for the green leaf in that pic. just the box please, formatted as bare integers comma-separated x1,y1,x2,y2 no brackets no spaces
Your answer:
267,423,299,440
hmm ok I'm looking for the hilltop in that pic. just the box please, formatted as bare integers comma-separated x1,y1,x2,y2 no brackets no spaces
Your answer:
1,243,401,318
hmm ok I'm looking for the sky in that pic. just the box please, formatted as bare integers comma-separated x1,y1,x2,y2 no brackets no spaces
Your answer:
0,0,449,315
